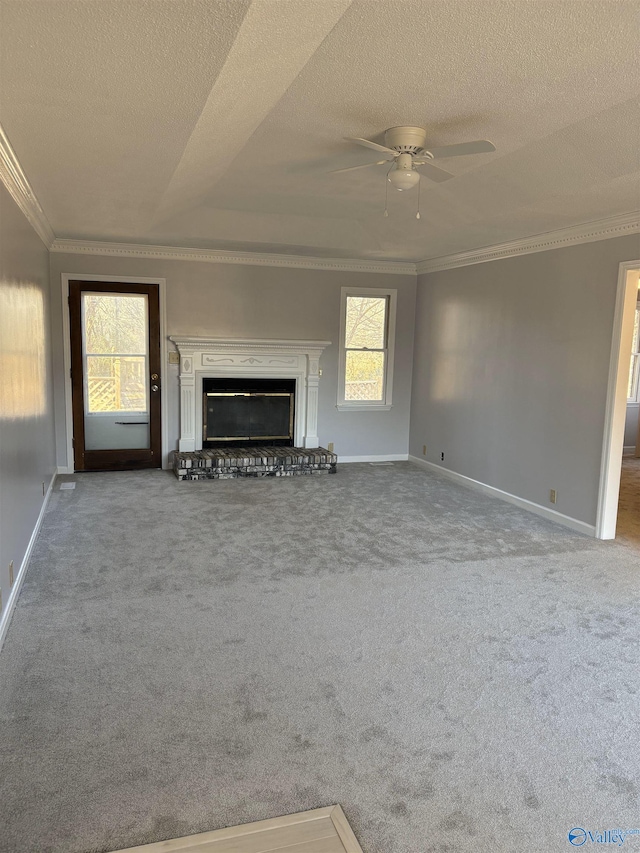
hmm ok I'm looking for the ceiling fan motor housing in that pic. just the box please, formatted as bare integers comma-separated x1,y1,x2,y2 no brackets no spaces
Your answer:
384,125,427,155
394,152,414,172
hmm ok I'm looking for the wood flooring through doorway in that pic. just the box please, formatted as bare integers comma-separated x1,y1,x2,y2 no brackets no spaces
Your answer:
616,453,640,547
111,806,363,853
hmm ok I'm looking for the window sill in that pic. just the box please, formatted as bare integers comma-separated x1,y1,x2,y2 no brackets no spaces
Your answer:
336,403,393,412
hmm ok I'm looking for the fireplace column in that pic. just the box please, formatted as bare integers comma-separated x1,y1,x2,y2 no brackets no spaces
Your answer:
178,354,196,452
304,354,321,448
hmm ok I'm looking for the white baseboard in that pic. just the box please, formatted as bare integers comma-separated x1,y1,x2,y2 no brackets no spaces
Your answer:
339,453,409,463
58,464,171,472
0,471,57,651
408,456,596,537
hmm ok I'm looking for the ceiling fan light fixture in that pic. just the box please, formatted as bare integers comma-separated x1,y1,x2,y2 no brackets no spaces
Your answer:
388,167,420,191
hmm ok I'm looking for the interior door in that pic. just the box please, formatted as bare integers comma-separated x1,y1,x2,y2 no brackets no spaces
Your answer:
69,280,161,471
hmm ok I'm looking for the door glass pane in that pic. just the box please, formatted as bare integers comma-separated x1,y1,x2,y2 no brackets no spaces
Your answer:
85,356,147,412
345,296,387,349
82,293,150,450
345,350,385,401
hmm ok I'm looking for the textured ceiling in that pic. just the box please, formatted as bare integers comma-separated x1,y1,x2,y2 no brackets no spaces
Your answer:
1,0,639,262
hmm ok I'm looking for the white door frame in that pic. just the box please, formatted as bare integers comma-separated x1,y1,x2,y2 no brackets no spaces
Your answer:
596,260,640,539
60,273,169,472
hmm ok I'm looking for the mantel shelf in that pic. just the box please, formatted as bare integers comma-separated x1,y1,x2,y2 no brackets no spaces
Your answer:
169,336,331,354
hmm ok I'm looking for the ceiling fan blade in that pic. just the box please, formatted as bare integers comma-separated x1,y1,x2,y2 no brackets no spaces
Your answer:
345,137,397,157
330,160,388,174
415,161,454,183
423,140,496,159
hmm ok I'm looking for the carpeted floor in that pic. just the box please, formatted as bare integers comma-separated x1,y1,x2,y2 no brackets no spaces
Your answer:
0,463,639,853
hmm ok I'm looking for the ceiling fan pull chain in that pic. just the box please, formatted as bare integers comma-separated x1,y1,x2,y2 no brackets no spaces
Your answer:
416,176,421,219
384,165,392,216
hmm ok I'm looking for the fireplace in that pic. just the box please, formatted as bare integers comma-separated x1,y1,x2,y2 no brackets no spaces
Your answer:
169,337,331,452
203,378,295,447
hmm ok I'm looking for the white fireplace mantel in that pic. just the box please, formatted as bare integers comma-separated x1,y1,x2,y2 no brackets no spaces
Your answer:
169,336,331,451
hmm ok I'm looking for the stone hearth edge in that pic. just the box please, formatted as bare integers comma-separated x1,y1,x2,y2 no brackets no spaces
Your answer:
172,447,338,480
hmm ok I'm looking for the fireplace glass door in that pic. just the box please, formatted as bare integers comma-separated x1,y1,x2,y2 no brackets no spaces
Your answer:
203,378,295,447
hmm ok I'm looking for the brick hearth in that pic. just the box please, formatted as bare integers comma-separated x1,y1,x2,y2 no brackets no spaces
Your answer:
172,446,338,480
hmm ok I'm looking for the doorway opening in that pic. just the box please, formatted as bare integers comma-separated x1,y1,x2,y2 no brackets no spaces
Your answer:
597,262,640,539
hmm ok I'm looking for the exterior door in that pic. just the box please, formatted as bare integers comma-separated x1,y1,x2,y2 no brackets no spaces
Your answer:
69,280,161,471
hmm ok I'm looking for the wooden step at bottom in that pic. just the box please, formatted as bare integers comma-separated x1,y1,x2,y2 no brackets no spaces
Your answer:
111,806,363,853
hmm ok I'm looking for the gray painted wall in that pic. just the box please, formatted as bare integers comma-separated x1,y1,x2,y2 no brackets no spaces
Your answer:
624,404,638,447
48,253,416,467
410,233,640,527
0,183,56,629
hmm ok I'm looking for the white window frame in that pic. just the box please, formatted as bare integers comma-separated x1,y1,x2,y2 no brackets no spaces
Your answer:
628,300,640,404
337,286,396,412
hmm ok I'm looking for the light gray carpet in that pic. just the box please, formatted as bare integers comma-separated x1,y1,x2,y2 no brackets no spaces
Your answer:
0,463,639,853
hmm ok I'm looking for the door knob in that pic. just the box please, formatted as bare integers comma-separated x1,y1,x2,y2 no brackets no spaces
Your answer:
151,385,159,392
151,373,159,380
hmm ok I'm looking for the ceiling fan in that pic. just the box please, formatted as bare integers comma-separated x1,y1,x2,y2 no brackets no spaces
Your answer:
333,126,496,191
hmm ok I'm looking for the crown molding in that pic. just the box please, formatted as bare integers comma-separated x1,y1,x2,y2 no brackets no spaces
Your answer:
0,124,55,248
416,211,640,275
4,145,633,276
52,211,640,278
50,238,416,275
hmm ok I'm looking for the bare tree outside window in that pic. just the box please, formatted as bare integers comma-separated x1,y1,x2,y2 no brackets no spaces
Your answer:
83,294,148,413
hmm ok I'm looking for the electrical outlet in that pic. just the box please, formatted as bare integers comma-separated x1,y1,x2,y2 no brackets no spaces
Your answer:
9,561,14,587
549,489,557,504
422,445,426,456
440,452,445,461
168,351,180,364
327,442,334,453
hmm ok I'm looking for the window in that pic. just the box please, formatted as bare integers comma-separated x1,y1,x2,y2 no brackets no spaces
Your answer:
337,287,396,410
82,293,149,414
628,301,640,403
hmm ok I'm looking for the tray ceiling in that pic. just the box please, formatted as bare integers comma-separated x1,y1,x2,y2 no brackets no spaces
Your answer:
1,0,639,263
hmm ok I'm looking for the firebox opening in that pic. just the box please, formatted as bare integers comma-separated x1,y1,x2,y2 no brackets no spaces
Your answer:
202,378,295,448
